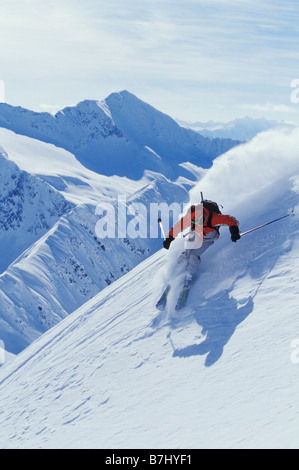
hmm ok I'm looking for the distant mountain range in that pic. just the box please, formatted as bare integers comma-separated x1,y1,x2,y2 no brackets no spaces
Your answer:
177,116,296,141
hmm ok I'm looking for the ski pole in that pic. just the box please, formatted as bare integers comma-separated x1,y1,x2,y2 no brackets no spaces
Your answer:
240,212,293,237
158,218,166,240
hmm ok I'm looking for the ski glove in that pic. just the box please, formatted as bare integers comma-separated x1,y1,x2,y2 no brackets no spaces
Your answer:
230,225,241,242
163,236,175,250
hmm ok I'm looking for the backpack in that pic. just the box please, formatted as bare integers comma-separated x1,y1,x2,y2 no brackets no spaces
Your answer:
203,200,222,232
190,200,222,232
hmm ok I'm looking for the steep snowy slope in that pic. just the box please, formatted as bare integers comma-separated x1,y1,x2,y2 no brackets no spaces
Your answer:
0,127,142,205
0,91,239,180
0,128,191,357
0,175,189,357
0,146,72,273
0,126,298,449
0,204,147,355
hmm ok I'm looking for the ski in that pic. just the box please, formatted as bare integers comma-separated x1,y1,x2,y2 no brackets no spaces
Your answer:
156,284,171,310
175,277,192,310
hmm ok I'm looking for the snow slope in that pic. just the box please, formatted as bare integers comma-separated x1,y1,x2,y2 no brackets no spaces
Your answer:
0,91,240,354
0,126,298,448
0,127,190,357
0,127,142,206
0,147,72,273
0,178,189,356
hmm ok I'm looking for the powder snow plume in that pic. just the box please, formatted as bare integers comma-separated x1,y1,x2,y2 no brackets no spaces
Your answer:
190,126,299,211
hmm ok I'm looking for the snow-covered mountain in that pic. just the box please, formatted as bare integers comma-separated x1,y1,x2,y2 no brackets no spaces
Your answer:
178,116,296,141
0,125,298,448
0,91,239,180
0,147,72,273
1,89,299,448
0,126,190,357
0,92,242,359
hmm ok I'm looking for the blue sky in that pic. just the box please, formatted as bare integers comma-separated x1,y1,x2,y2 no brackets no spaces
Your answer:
1,0,299,123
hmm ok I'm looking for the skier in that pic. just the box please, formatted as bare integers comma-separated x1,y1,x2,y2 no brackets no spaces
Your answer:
163,201,241,277
156,200,241,310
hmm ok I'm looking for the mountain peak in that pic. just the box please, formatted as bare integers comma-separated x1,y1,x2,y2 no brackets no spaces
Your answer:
59,99,104,115
106,89,139,101
0,91,239,179
105,90,155,114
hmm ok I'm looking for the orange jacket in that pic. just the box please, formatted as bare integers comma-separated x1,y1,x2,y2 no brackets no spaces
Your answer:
169,205,238,239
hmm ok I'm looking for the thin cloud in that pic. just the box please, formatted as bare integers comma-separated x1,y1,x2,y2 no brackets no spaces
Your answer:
239,103,297,114
39,104,66,114
1,0,299,122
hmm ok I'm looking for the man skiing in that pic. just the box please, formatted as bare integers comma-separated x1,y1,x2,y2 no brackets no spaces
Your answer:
163,201,240,278
156,200,241,310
